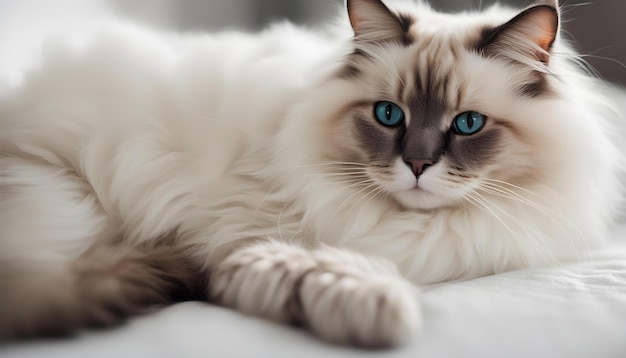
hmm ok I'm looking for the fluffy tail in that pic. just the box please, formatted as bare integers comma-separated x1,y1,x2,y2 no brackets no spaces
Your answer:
0,245,205,340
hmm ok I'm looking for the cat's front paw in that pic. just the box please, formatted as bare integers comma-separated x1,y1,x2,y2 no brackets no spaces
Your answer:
209,242,420,347
299,267,420,347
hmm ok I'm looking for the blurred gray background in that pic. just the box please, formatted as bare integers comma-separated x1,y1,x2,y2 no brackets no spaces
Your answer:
111,0,625,86
0,0,621,85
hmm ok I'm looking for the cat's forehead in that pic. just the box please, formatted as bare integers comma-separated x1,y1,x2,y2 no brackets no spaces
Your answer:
404,5,513,35
398,5,519,54
394,33,470,117
408,13,496,51
347,38,467,120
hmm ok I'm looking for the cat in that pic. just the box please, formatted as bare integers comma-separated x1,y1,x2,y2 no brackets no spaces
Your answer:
0,0,623,347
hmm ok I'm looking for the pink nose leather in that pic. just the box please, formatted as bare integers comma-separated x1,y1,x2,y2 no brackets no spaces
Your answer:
405,159,434,177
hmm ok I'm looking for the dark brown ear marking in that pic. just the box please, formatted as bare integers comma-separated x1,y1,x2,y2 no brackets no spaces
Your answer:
518,73,550,98
338,64,363,79
337,48,373,78
346,0,414,45
476,5,559,64
395,13,414,36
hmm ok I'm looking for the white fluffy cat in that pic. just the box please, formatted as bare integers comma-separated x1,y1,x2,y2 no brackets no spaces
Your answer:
0,0,623,347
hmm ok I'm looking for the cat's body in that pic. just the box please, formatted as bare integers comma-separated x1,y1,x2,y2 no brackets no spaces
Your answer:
0,0,622,346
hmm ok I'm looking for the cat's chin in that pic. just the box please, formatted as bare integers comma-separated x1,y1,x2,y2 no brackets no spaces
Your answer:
391,188,457,211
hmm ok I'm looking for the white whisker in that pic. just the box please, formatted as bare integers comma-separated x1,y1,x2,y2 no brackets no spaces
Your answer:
478,180,589,261
463,190,561,268
463,192,516,241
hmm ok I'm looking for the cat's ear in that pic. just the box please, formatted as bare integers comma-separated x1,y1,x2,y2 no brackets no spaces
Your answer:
346,0,413,44
478,2,559,64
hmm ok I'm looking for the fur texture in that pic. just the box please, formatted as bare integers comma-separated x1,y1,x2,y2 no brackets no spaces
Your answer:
0,0,622,346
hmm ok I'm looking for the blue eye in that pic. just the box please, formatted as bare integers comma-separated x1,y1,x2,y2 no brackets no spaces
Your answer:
453,111,486,135
374,101,404,127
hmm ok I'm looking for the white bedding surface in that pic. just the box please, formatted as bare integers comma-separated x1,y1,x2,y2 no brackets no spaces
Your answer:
3,225,626,358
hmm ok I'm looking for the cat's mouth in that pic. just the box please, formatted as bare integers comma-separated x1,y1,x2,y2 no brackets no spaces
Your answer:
390,170,460,210
383,179,451,210
407,182,430,195
411,179,428,191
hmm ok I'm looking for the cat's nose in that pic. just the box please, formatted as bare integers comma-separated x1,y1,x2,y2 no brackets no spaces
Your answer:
405,159,434,177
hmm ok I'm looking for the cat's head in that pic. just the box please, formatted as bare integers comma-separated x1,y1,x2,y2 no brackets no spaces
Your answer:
322,0,567,210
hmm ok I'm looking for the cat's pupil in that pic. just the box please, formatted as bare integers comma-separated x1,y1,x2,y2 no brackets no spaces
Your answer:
467,115,474,129
385,104,392,120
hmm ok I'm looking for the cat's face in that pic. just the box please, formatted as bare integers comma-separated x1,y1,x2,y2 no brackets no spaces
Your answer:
324,0,560,210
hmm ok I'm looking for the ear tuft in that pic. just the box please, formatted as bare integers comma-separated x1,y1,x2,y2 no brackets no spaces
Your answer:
479,4,559,64
347,0,413,45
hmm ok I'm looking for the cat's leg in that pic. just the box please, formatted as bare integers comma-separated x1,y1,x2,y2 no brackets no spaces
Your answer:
1,245,203,339
210,241,420,347
0,158,202,339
